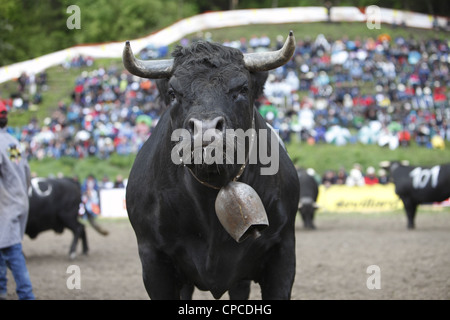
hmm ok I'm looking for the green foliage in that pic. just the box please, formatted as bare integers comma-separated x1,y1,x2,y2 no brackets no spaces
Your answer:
0,0,198,66
286,136,450,176
0,0,73,66
1,0,449,66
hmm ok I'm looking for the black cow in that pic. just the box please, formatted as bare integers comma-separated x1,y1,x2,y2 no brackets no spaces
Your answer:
124,32,300,299
26,177,108,259
297,168,319,229
380,161,450,229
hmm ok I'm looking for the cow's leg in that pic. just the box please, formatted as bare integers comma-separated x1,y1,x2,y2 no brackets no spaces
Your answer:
310,210,317,230
402,197,417,229
68,224,85,260
180,283,194,300
139,244,180,299
259,234,295,300
300,209,315,230
299,210,308,229
69,235,78,260
80,224,89,255
58,211,85,259
228,280,250,300
305,215,316,230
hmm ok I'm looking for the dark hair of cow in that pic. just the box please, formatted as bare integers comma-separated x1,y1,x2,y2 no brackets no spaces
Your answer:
156,41,268,108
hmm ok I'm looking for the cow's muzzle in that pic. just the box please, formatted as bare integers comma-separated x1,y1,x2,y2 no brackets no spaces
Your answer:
215,181,269,243
187,116,225,147
183,116,227,167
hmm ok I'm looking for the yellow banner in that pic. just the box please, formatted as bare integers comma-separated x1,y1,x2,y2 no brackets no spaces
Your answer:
317,184,403,213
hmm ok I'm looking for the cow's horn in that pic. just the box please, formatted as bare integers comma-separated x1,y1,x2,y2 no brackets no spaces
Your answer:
123,41,174,79
243,31,296,72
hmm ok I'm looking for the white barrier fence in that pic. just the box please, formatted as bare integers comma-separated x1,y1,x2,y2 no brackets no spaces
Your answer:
98,185,450,218
99,188,128,218
0,6,448,84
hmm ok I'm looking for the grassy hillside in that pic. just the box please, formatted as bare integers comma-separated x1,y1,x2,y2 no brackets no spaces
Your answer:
194,21,449,43
29,153,134,182
3,58,123,128
27,138,450,181
3,21,448,127
1,21,449,180
286,136,450,174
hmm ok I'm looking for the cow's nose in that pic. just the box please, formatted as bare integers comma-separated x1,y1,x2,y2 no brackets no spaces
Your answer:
188,116,225,146
188,116,225,133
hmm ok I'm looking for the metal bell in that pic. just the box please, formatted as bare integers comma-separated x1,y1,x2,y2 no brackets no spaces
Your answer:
215,181,269,243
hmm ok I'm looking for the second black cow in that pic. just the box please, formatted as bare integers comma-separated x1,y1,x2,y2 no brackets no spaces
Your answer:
26,177,108,259
297,168,319,229
380,161,450,229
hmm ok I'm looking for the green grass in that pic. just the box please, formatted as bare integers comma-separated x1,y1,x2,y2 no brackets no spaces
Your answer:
29,153,135,182
28,137,450,181
287,135,450,175
188,21,449,43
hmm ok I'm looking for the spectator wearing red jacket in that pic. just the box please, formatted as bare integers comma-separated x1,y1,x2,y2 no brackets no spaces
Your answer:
364,166,379,185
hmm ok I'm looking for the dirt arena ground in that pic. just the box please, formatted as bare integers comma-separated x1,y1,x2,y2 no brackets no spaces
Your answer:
5,209,450,300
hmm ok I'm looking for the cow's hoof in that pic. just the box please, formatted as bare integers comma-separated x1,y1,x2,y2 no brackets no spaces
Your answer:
407,224,415,230
69,252,77,260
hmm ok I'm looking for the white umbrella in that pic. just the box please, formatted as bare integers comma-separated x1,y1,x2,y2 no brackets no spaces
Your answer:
358,121,381,144
33,130,55,143
325,125,352,146
75,130,91,141
331,50,349,65
378,132,399,150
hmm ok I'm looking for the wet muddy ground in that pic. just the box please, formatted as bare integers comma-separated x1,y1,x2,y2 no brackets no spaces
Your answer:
6,210,450,300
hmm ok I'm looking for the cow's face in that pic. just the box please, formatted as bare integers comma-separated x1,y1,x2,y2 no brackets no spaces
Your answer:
160,43,265,129
123,32,295,185
299,204,317,230
156,43,268,182
299,199,318,230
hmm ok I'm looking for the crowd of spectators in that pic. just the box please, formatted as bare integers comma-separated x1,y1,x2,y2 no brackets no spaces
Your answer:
319,163,390,188
1,31,449,183
3,63,162,160
253,32,449,149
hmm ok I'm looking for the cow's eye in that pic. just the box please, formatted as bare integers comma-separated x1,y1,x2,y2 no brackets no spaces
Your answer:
168,89,177,102
239,85,248,96
232,85,248,101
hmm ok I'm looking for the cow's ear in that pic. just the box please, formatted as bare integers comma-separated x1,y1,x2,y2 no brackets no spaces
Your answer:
156,79,171,106
250,71,268,100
